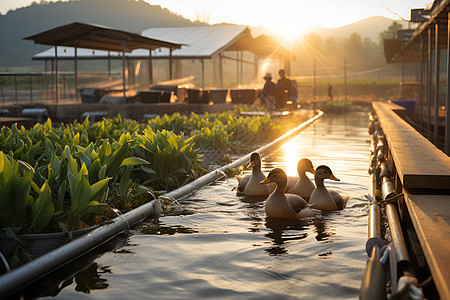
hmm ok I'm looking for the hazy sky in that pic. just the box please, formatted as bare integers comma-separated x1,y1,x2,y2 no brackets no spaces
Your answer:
1,0,431,37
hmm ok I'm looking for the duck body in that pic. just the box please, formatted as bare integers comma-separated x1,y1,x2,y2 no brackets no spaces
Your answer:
262,168,321,219
236,153,274,196
287,158,316,201
309,165,350,211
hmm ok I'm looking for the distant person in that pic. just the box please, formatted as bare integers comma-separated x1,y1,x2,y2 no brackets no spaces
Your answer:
260,73,281,109
328,83,333,101
277,69,298,108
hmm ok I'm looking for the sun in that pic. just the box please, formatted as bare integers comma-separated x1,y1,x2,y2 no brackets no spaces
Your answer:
266,23,304,42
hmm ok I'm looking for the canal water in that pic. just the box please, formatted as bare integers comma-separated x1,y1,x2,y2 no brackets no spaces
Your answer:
25,110,371,299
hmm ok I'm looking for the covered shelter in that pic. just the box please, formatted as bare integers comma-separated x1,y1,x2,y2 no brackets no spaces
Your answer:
24,22,182,101
31,25,294,90
383,0,450,155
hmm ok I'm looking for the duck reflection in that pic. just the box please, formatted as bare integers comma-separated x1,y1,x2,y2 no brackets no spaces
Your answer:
313,215,336,242
264,217,309,256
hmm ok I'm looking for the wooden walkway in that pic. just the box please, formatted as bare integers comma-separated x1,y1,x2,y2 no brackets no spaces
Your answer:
373,101,450,299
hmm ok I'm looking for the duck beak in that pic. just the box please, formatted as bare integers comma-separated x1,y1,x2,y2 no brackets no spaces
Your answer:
309,167,315,174
329,174,340,181
248,161,255,168
260,178,271,184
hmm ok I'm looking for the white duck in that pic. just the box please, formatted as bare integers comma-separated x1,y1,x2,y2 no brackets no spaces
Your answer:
261,168,321,219
236,152,275,196
309,165,350,211
287,158,316,201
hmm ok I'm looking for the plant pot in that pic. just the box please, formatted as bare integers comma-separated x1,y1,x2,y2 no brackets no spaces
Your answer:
138,90,162,103
209,89,228,104
0,227,97,259
230,89,257,104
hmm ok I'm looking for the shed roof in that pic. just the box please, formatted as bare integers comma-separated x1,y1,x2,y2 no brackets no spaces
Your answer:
24,22,182,53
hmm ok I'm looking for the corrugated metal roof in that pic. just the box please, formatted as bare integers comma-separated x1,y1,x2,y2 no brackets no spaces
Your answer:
141,25,252,58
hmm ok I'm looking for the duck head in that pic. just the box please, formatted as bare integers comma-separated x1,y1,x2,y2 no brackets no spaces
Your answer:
248,152,261,168
260,168,288,187
315,165,340,181
297,158,315,175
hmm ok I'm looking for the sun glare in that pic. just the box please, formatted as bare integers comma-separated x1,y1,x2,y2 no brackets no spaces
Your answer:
267,23,304,42
280,142,300,177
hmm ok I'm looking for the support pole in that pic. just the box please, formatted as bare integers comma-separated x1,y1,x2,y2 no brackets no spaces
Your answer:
108,51,111,80
201,59,205,90
344,57,348,101
240,51,244,86
427,27,433,136
446,12,450,154
169,48,173,80
74,47,78,102
122,40,126,99
419,36,425,126
219,52,223,89
148,49,153,86
434,22,440,141
401,56,405,99
313,58,316,100
236,50,239,86
55,46,60,103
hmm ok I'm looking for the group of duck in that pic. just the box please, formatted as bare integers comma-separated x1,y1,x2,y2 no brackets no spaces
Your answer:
235,153,350,220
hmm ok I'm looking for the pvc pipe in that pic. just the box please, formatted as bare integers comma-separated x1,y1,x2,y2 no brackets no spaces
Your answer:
381,176,396,200
360,246,387,300
0,111,323,298
366,171,384,256
379,162,390,178
385,203,413,274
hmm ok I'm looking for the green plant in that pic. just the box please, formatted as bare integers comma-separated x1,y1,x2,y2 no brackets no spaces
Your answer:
0,152,54,234
191,126,230,150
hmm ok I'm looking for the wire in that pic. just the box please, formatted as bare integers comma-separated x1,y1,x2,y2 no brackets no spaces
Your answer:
375,192,404,205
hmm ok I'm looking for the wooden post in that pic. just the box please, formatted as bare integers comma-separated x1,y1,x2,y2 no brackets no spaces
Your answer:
434,22,441,141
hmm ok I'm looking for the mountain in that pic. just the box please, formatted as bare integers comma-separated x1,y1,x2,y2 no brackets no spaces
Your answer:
311,16,409,42
0,0,204,67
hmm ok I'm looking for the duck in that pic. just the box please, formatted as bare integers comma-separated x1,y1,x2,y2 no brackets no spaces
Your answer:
287,158,316,201
236,152,275,196
309,165,350,211
261,168,321,219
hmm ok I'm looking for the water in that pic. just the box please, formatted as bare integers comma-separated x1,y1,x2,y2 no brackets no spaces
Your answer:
25,111,371,299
